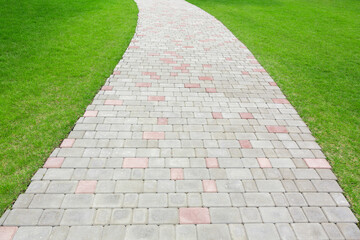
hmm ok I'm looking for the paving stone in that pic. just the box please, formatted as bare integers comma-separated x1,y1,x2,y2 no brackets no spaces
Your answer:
245,224,280,240
13,226,52,240
148,208,178,224
176,225,197,240
93,194,123,208
111,209,132,224
209,207,241,223
337,223,360,239
138,193,167,207
49,226,69,240
291,223,328,239
125,225,159,240
61,194,93,208
322,207,358,222
102,226,126,240
38,209,64,225
4,209,43,226
259,207,292,223
239,207,262,223
197,224,231,240
66,226,103,240
244,193,274,206
60,209,95,225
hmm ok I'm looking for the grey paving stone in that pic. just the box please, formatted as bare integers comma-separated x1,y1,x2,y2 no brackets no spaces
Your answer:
148,208,178,224
13,226,52,240
159,225,175,240
102,226,126,240
176,180,202,192
29,194,64,208
61,194,93,208
138,193,167,207
228,224,247,240
197,224,231,240
125,225,159,240
46,181,77,193
60,209,95,225
176,225,197,240
38,209,64,225
240,207,262,223
66,226,103,240
13,194,34,208
216,180,244,192
210,207,241,223
259,207,292,223
276,223,296,240
49,226,69,240
256,180,285,192
202,193,231,207
291,223,329,239
93,194,123,208
244,193,274,206
115,180,144,192
322,207,358,222
4,209,43,226
245,223,280,240
111,209,132,224
337,223,360,239
322,223,345,240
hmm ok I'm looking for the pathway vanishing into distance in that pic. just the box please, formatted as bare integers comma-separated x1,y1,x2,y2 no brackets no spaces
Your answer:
1,0,359,239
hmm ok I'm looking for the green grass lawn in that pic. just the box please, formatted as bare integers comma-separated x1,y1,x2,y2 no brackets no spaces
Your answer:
187,0,360,218
0,0,138,214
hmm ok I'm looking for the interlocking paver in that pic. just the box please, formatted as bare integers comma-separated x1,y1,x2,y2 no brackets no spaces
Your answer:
2,0,358,238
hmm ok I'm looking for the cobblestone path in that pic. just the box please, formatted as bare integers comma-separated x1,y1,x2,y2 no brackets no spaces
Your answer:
1,0,359,239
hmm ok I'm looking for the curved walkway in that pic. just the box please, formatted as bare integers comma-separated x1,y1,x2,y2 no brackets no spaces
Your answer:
1,0,359,239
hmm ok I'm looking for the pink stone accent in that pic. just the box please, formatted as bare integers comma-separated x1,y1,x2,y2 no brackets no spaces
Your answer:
226,57,233,61
257,158,272,168
136,83,152,87
101,86,113,91
239,112,254,119
205,88,217,93
60,139,75,148
203,64,212,68
148,96,165,101
142,72,157,76
254,68,266,72
128,46,139,49
212,112,223,119
157,118,168,125
179,208,211,224
304,158,331,169
251,60,259,64
76,180,97,194
266,126,288,133
184,46,194,48
171,168,184,180
247,56,255,59
143,132,165,140
123,158,149,168
184,83,200,88
113,71,121,75
205,158,219,168
43,157,64,168
272,98,290,104
0,227,17,240
181,64,190,67
242,71,249,75
171,72,178,76
104,100,123,105
269,82,277,86
198,76,213,81
84,110,98,117
239,140,252,149
202,180,217,192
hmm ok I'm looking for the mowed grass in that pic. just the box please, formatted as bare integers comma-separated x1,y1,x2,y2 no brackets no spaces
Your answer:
0,0,138,214
187,0,360,217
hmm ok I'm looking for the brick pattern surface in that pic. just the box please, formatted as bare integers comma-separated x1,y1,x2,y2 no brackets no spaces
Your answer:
1,0,359,239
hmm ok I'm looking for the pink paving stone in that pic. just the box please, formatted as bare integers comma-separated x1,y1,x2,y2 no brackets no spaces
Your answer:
184,83,200,88
181,64,190,67
239,112,254,119
170,72,178,76
254,68,266,72
84,110,98,117
0,227,17,240
205,158,219,168
170,168,184,180
212,112,223,119
202,180,217,192
266,125,288,133
239,140,252,149
304,158,332,169
43,157,64,168
198,76,213,81
269,82,277,86
142,72,157,76
143,132,165,140
202,64,212,68
205,88,217,93
179,208,211,224
251,60,259,64
226,57,233,61
60,139,75,148
257,158,272,168
113,71,121,75
104,100,123,105
75,180,97,194
247,55,255,59
272,98,290,104
128,46,139,49
123,158,149,168
101,85,114,91
136,82,152,87
242,71,249,75
157,118,168,125
148,96,165,101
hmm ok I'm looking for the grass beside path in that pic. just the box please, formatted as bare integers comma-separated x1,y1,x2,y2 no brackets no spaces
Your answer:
187,0,360,218
0,0,138,214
